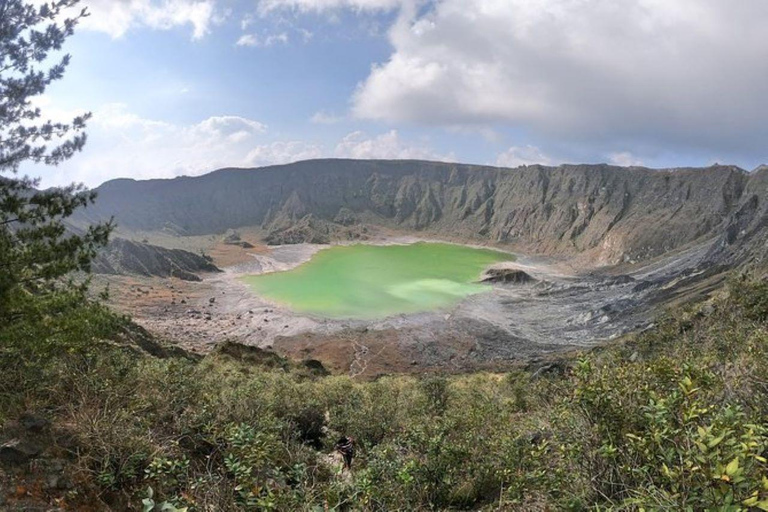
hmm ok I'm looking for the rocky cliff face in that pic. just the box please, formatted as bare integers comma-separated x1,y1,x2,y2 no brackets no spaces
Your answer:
75,160,767,266
92,238,220,281
705,166,768,268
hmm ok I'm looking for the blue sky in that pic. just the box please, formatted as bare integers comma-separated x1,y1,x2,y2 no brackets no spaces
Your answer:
32,0,768,187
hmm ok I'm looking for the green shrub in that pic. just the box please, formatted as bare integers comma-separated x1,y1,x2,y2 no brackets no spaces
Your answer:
2,277,768,510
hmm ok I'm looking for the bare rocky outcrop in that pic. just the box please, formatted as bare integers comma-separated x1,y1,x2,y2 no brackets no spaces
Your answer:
264,214,370,245
222,229,255,248
705,166,768,268
92,238,221,281
482,268,537,284
73,160,767,266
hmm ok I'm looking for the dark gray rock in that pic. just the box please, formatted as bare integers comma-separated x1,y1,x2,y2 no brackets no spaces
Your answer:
482,268,536,284
92,238,220,281
530,362,568,380
19,414,49,433
0,439,42,466
302,359,330,376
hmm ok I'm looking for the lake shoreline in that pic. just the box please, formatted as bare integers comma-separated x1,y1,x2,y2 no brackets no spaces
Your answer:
241,241,516,319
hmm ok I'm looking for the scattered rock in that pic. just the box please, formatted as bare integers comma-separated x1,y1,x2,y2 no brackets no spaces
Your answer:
0,439,42,466
632,280,655,293
209,297,216,304
302,359,330,376
216,340,288,369
525,430,552,445
229,240,255,248
19,413,49,433
482,268,536,285
92,238,220,281
530,361,567,380
44,471,71,491
604,275,636,286
222,229,255,247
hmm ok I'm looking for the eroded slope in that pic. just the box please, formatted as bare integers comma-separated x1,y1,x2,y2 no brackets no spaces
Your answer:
75,160,766,266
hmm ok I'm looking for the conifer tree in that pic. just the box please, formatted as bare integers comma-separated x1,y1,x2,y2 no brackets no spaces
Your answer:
0,0,111,320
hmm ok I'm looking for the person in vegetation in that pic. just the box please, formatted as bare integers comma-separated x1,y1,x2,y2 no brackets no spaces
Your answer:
335,436,355,470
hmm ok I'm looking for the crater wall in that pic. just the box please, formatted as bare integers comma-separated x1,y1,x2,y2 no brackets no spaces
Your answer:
75,160,768,267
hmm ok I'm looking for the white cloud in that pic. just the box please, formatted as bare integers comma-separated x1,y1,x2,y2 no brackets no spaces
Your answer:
310,110,343,124
257,0,402,15
236,31,289,47
241,12,255,30
242,130,451,166
30,99,452,186
236,34,259,46
246,141,324,165
608,152,645,168
192,115,266,141
334,130,451,161
495,146,555,168
79,0,218,39
297,28,314,42
245,130,451,165
40,104,268,187
351,0,768,157
262,32,289,46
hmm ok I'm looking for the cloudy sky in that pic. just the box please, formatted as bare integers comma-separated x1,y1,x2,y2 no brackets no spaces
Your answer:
28,0,768,187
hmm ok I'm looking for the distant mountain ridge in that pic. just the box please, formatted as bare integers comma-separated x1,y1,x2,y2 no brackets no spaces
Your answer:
75,159,768,267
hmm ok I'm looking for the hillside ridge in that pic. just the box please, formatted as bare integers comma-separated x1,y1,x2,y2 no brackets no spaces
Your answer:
75,159,767,267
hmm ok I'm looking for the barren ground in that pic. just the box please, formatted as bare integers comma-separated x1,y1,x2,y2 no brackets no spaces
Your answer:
96,231,726,377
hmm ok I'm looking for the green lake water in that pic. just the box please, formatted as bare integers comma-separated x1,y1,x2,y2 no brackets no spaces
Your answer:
242,242,514,319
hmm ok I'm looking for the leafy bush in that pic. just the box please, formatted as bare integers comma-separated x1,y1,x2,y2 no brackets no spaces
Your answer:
2,277,768,510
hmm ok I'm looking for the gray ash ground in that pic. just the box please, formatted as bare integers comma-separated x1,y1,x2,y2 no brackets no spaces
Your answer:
101,237,726,377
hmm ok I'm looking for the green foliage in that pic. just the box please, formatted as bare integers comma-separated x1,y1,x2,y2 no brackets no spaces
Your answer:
731,275,768,322
0,0,112,320
0,0,90,173
2,277,768,510
142,486,189,512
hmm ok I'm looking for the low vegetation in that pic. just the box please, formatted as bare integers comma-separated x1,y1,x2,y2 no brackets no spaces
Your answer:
2,1,766,510
2,275,767,510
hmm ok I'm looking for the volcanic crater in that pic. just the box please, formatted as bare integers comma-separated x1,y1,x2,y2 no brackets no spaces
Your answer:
79,159,768,377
